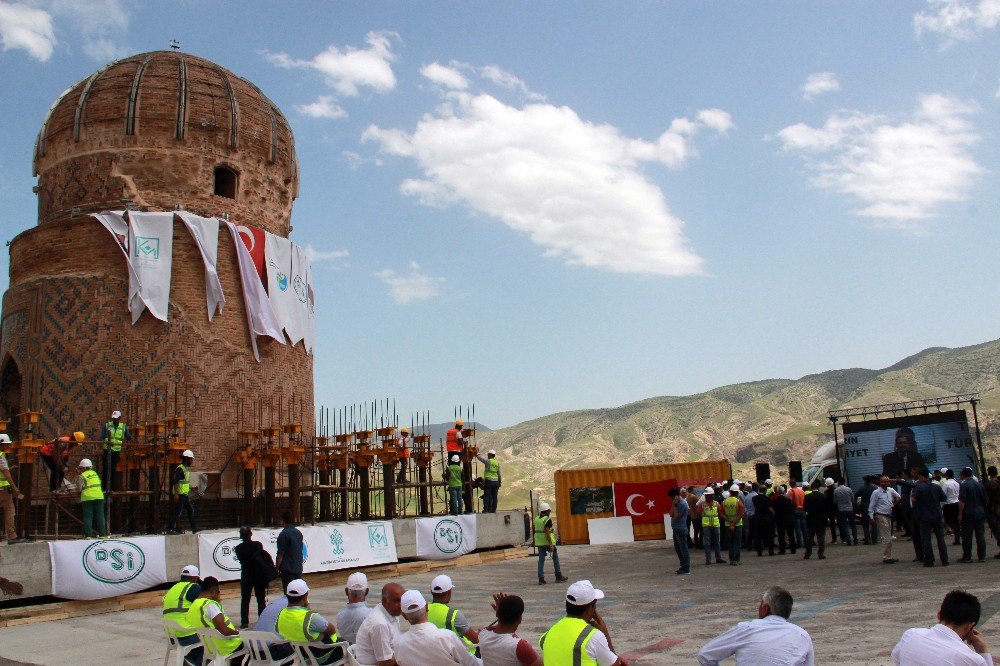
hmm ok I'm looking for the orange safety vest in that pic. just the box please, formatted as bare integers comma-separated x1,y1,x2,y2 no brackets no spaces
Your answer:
446,428,463,453
398,437,411,458
41,437,72,458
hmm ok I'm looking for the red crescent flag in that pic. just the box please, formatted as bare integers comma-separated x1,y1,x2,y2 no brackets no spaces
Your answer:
613,479,677,525
236,224,266,277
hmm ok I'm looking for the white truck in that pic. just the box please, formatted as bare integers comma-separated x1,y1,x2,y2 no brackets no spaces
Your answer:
801,441,841,486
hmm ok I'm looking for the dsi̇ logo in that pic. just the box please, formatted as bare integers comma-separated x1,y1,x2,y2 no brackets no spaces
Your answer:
330,529,345,556
293,276,308,303
212,537,242,572
82,540,146,584
433,519,463,554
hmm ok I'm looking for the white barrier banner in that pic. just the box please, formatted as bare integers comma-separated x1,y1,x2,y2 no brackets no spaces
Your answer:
49,536,167,600
415,515,477,560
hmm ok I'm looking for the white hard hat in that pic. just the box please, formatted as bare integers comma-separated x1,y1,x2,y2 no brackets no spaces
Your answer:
703,487,714,495
488,449,496,455
539,502,551,512
566,580,604,606
825,478,834,486
401,589,426,612
286,579,310,596
722,491,730,499
0,434,10,444
181,565,200,577
347,572,368,591
729,484,739,492
111,410,122,419
431,574,454,593
450,454,459,463
182,450,194,458
79,458,93,468
765,478,773,484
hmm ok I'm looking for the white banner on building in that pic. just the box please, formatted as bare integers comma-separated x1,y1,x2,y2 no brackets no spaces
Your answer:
264,233,301,344
92,211,143,319
177,212,225,320
198,522,397,582
49,536,167,600
304,249,316,354
415,515,477,560
225,221,285,361
290,243,311,348
127,211,175,323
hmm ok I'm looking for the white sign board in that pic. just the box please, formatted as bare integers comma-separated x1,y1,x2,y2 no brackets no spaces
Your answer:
662,515,675,542
415,515,478,560
587,516,635,545
50,536,167,600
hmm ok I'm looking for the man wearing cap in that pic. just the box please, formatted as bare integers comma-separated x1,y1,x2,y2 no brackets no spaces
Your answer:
100,409,131,493
394,589,481,665
697,586,814,665
539,580,627,666
959,466,988,563
476,449,501,513
277,579,342,664
168,450,198,535
40,433,83,494
534,502,568,585
76,458,107,538
698,488,726,565
722,485,745,565
0,435,25,544
396,428,412,484
447,420,467,454
446,454,464,516
803,480,828,560
428,574,479,652
162,565,202,646
336,572,373,645
355,582,404,666
184,576,244,665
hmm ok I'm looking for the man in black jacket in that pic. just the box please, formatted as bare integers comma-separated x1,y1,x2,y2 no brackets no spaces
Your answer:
803,481,828,560
234,526,270,628
771,487,796,555
912,468,948,567
752,489,775,556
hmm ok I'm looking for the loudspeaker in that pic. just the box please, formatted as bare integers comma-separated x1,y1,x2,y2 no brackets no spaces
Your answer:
788,461,803,484
755,463,771,484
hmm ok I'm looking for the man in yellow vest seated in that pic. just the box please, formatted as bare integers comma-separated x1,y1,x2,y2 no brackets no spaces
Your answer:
428,574,479,654
276,578,343,665
539,580,627,666
185,576,244,665
76,458,107,539
535,503,569,585
100,409,130,493
162,565,202,647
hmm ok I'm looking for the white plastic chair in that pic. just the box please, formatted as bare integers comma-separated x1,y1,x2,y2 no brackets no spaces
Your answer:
240,630,295,665
195,627,249,665
345,644,372,666
163,619,201,666
291,640,348,666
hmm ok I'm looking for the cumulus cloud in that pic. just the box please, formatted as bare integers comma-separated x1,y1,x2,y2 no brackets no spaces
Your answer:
776,94,983,228
478,64,545,100
420,61,468,90
801,72,840,100
304,244,349,266
0,1,55,61
266,30,398,97
915,0,1000,42
364,91,731,276
297,95,347,120
375,262,445,304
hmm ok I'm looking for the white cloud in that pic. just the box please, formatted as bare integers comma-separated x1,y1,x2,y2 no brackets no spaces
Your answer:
266,30,398,97
801,72,840,100
375,262,445,304
304,244,349,266
478,64,545,100
915,0,1000,42
341,150,383,169
49,0,130,61
776,94,983,228
0,1,55,61
420,61,468,90
364,91,731,276
297,95,347,120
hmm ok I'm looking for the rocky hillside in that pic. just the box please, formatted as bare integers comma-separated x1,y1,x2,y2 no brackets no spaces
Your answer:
479,339,1000,508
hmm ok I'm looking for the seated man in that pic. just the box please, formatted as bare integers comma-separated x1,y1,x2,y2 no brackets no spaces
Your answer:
892,590,992,665
161,564,201,647
184,576,245,666
393,589,481,665
427,574,479,652
539,580,626,666
697,586,814,665
335,571,373,644
276,579,342,665
355,582,403,666
477,593,542,666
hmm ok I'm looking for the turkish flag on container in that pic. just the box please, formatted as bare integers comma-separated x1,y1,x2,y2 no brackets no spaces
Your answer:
613,479,677,525
235,224,266,277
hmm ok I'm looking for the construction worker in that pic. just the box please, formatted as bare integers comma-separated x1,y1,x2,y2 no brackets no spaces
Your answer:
184,576,243,665
40,432,84,493
427,574,479,654
535,502,568,585
396,427,411,484
699,487,726,565
277,579,342,664
446,419,466,454
100,409,130,492
168,450,198,534
0,434,25,544
445,454,463,516
539,580,627,665
476,449,501,513
162,565,202,647
722,484,745,565
76,458,107,539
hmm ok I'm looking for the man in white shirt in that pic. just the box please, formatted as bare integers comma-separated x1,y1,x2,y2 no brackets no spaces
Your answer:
698,586,813,665
892,590,992,665
393,589,481,666
869,476,901,564
942,468,962,545
354,582,404,666
335,572,373,644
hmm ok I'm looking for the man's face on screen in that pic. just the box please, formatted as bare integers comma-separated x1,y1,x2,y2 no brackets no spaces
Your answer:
895,434,915,452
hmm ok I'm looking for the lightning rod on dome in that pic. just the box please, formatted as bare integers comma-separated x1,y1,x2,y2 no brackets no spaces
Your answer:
170,40,180,51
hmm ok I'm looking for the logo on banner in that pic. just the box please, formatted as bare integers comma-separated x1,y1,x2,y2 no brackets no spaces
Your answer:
330,530,345,556
293,276,308,303
212,537,242,572
82,540,146,584
433,519,463,554
135,237,160,260
277,272,288,292
368,524,390,555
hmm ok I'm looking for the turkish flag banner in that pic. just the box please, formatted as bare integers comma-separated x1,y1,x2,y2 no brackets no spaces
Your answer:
613,479,677,525
235,224,266,277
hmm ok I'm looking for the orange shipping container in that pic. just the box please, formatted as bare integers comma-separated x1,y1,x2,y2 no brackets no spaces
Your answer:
553,460,732,545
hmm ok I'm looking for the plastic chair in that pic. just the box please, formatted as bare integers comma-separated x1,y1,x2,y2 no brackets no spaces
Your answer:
240,630,295,665
291,640,348,666
345,644,371,666
195,627,250,665
163,619,201,666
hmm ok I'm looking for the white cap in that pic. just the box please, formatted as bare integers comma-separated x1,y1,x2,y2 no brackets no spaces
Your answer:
431,574,454,593
347,572,368,591
566,580,604,606
488,449,496,455
825,478,834,486
539,502,551,512
722,491,730,499
450,454,460,462
79,458,93,468
703,487,714,495
181,565,200,577
111,410,122,419
765,478,772,484
401,590,426,612
729,484,739,492
940,467,949,474
183,449,194,458
286,579,309,596
0,434,10,444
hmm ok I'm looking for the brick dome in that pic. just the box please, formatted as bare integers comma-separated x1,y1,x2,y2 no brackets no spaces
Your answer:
33,50,298,234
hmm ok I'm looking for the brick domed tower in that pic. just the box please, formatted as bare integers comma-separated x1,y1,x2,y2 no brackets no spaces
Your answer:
0,51,313,497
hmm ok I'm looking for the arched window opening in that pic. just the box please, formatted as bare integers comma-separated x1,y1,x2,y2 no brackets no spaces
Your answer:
214,166,238,199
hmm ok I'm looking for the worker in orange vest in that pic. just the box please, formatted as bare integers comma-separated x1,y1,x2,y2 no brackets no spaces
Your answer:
40,432,85,494
446,420,466,454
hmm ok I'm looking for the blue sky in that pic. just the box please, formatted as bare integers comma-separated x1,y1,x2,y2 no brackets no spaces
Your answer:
1,1,999,428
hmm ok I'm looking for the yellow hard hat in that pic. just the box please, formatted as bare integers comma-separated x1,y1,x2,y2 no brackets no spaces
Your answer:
73,431,86,443
456,419,464,427
401,427,409,434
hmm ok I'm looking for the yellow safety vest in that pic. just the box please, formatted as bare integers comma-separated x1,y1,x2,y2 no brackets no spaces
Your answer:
484,459,500,481
723,497,743,527
539,616,599,666
174,464,190,495
80,469,104,501
0,453,9,488
701,502,720,528
534,514,554,547
186,597,242,655
162,581,197,637
446,463,463,489
428,602,476,653
277,606,333,643
104,422,126,452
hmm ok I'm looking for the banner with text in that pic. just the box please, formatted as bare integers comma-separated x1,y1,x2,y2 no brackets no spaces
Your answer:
415,515,478,560
50,536,167,600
